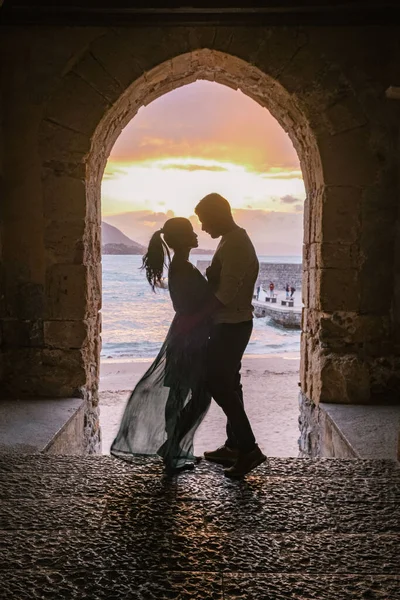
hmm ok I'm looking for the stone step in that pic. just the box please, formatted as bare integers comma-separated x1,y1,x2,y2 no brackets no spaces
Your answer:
0,454,399,599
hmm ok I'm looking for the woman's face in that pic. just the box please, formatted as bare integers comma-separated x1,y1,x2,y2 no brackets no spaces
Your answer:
177,227,198,249
188,229,199,249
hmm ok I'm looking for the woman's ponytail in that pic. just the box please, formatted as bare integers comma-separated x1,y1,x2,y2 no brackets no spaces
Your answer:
141,229,171,291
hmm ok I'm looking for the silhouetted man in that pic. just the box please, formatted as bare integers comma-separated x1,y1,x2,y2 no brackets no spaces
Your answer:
195,192,266,477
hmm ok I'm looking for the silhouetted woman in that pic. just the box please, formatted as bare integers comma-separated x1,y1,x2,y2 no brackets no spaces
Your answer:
111,218,214,474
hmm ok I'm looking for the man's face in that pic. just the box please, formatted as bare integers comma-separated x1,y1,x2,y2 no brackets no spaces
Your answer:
196,211,222,239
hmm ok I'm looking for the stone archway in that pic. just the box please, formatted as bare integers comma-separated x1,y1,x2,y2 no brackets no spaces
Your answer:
36,30,396,452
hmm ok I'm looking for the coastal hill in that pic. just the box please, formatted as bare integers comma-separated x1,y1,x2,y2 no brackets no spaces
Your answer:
101,222,146,255
101,221,214,255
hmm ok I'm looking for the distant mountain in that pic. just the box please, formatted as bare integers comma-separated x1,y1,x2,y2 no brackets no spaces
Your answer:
101,222,146,254
102,243,145,255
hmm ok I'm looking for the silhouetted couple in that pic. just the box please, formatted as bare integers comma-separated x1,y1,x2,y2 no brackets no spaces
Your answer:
111,193,266,478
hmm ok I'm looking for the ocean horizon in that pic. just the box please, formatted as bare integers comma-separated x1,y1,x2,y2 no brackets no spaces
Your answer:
101,254,302,360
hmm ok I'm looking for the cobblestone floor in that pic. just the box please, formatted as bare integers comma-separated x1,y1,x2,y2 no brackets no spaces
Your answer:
0,454,399,599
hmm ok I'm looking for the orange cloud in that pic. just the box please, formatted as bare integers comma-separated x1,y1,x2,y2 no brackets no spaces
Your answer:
109,81,300,173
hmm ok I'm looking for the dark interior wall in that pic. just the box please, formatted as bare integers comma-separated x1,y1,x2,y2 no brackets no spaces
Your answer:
0,27,103,398
0,88,4,388
395,130,400,352
388,45,400,387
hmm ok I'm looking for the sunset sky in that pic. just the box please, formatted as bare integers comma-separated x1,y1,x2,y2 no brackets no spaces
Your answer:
101,80,305,255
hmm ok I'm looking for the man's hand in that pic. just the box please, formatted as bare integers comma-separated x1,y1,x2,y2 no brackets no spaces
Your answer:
206,261,221,289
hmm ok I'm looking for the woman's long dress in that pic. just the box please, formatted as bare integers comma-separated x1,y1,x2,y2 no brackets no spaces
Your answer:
110,258,213,471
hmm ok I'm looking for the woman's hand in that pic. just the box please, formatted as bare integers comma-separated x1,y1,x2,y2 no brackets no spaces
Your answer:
174,314,199,336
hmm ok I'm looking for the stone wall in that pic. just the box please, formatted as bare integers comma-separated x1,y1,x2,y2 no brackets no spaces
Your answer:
0,25,400,456
258,263,302,291
197,261,302,291
394,129,400,363
298,391,358,458
0,89,3,388
298,390,400,459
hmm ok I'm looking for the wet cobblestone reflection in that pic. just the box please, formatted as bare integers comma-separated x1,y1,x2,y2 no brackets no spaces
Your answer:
0,455,399,599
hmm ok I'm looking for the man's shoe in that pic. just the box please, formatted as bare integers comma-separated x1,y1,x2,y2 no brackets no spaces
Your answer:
224,445,267,478
204,445,239,466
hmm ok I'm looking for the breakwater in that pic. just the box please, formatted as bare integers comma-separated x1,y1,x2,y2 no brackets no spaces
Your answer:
253,300,302,329
196,261,302,291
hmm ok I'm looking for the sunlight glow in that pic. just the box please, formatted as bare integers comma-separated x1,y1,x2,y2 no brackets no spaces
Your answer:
102,157,305,218
101,80,306,255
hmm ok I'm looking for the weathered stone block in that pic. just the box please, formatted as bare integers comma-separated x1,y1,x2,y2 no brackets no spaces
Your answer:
45,72,110,136
359,220,395,280
186,27,217,51
359,263,393,314
3,221,46,291
324,93,368,135
83,223,101,266
44,318,98,350
308,339,324,402
362,179,399,214
73,51,123,104
2,162,43,223
90,30,146,88
2,319,44,348
44,219,86,264
307,268,319,309
46,264,100,320
319,129,380,187
254,27,308,81
302,308,321,337
318,313,391,345
300,333,308,394
319,186,362,244
42,170,86,221
6,27,105,103
307,186,324,245
6,281,45,321
302,196,311,245
320,354,371,404
1,348,87,398
369,356,400,402
301,268,309,308
319,268,359,312
317,243,358,270
41,348,89,393
298,391,321,457
39,120,90,165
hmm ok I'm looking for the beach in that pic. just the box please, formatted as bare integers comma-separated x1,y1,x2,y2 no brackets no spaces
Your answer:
99,353,301,458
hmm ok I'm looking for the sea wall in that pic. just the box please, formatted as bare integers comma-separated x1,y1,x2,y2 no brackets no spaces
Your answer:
253,302,301,329
258,263,302,290
197,261,302,290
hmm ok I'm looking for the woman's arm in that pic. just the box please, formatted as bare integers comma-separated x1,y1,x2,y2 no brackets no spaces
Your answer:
170,264,223,335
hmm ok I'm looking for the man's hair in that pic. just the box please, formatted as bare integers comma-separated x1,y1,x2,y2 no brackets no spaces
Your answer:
195,193,232,216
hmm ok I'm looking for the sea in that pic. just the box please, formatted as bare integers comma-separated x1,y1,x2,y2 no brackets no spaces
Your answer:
101,255,302,361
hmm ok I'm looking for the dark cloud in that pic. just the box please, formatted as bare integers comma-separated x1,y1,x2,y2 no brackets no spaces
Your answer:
280,195,299,204
262,170,302,180
159,163,228,172
103,166,128,180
